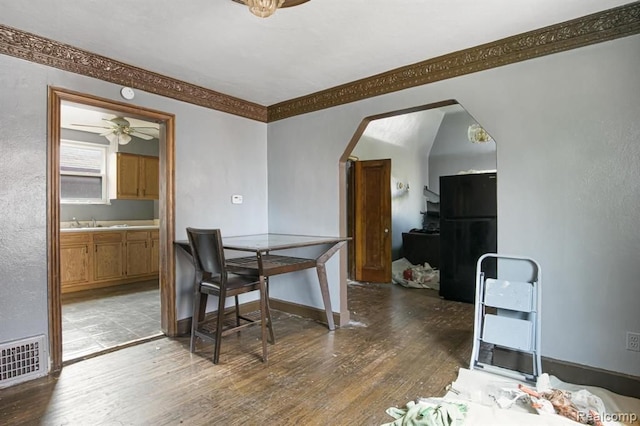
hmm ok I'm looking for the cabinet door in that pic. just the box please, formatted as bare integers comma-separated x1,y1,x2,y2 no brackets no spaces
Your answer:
140,156,159,200
116,152,140,199
150,231,160,274
60,244,91,286
93,233,124,281
126,231,150,277
60,233,92,290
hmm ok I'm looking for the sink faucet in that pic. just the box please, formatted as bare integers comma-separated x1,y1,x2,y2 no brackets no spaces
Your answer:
91,217,96,228
73,217,81,228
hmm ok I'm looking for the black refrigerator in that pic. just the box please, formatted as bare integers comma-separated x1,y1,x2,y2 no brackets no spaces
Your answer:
439,172,497,303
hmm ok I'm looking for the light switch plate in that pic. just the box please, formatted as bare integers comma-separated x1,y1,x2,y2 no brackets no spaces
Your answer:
231,195,243,204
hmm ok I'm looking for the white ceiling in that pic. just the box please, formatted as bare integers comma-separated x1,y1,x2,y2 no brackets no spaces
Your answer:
0,0,630,106
60,103,160,138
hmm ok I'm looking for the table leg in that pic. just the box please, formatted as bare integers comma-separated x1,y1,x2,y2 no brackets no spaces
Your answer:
259,275,268,363
315,241,347,331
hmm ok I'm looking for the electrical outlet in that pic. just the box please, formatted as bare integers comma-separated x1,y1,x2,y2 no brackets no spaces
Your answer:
627,332,640,352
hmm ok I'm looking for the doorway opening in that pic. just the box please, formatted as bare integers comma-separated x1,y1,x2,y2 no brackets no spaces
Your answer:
47,87,177,371
340,99,497,300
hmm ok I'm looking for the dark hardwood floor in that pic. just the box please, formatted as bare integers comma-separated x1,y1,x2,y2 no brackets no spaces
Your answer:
0,282,475,425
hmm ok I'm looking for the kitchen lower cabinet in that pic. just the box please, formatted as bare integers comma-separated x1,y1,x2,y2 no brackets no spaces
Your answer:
150,230,160,274
93,232,124,282
60,233,92,291
126,231,151,277
60,229,159,293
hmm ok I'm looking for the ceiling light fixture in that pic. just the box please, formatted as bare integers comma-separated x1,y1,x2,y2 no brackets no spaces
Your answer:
246,0,284,18
104,131,132,146
232,0,310,18
467,123,493,144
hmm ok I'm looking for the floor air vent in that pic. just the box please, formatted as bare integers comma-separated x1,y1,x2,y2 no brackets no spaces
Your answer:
0,335,47,388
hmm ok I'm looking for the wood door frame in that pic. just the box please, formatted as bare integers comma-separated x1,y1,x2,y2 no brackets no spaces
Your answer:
47,87,177,372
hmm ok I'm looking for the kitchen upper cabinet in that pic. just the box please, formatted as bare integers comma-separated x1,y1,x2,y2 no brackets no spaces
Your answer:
141,156,159,199
60,233,91,290
93,232,124,282
110,152,159,200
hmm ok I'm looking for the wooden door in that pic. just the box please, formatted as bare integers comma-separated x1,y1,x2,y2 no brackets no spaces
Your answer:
354,159,392,282
141,156,159,199
150,230,160,274
126,231,151,277
117,152,140,198
60,244,91,287
93,233,124,282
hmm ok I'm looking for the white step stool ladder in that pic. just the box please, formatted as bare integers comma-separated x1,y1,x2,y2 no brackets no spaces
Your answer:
470,253,542,382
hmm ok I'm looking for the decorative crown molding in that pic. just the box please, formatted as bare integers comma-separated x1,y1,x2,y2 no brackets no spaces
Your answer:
0,24,268,122
0,3,638,123
268,2,640,121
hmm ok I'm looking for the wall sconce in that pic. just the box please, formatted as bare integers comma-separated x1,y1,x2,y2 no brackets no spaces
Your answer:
468,123,493,143
397,182,409,191
392,178,410,198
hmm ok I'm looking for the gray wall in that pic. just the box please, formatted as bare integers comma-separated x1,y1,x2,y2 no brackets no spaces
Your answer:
428,110,497,194
1,34,639,380
60,200,156,222
0,54,269,368
59,127,159,221
267,35,640,378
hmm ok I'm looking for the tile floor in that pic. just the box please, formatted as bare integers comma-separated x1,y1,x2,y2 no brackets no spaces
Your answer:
62,280,161,362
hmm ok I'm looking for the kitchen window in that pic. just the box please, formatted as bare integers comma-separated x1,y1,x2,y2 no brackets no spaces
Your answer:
60,140,109,204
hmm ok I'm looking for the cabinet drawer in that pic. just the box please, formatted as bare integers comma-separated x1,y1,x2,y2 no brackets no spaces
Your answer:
150,230,159,239
60,232,92,245
93,232,124,243
126,230,150,241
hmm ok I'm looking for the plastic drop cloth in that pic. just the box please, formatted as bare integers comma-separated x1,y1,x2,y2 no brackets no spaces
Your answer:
392,258,440,290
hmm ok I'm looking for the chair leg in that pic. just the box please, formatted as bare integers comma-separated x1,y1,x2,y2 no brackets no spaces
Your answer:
190,288,202,353
234,295,241,327
259,275,268,363
213,290,226,364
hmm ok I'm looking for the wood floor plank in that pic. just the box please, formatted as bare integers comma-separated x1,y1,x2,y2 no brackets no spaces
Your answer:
0,283,475,425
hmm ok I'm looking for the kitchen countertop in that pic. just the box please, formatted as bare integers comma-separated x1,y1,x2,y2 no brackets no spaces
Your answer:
60,225,159,233
60,219,159,233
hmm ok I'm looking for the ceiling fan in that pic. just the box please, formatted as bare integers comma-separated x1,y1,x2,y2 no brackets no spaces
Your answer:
71,116,159,145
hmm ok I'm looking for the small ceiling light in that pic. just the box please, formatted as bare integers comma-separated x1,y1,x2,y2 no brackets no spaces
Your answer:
468,123,493,144
246,0,285,18
232,0,309,18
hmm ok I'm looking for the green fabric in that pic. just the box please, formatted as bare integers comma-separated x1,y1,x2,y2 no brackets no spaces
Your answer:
382,399,467,426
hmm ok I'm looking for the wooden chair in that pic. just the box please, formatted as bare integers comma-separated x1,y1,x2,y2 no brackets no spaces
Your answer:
186,228,274,364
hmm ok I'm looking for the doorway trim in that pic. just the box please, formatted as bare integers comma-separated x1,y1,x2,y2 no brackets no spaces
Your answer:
47,87,177,372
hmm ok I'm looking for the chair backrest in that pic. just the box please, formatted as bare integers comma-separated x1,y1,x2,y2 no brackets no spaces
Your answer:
186,228,226,276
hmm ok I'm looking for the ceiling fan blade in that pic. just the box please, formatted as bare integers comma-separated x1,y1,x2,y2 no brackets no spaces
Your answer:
99,129,116,136
129,130,155,140
70,123,110,129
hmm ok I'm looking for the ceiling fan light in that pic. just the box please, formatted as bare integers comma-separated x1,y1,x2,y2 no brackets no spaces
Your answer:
245,0,285,18
119,133,132,145
104,132,117,145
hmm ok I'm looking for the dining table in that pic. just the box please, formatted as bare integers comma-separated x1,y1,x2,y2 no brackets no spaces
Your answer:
174,233,350,330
